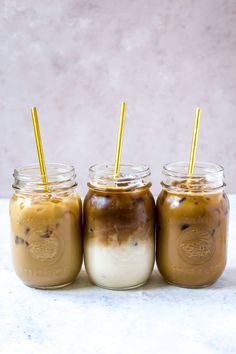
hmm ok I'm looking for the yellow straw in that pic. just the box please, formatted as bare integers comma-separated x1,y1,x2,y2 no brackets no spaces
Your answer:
188,107,201,176
114,102,126,178
31,107,48,186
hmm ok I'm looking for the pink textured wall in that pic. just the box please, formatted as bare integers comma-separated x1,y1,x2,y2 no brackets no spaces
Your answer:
0,0,236,197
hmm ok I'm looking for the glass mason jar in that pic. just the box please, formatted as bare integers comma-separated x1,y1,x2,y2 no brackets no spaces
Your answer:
83,164,155,290
9,163,83,289
156,162,229,288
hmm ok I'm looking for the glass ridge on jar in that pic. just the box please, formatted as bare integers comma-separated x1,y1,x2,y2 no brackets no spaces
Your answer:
156,161,229,288
9,163,83,289
83,164,155,290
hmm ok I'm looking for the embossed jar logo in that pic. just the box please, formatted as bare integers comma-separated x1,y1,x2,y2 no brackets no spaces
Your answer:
27,226,64,265
178,225,215,265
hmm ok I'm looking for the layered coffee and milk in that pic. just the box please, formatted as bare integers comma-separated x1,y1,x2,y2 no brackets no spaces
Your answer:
83,164,155,289
156,162,229,288
9,164,83,289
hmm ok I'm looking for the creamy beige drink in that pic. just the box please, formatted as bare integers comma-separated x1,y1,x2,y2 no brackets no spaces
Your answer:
9,164,83,289
156,162,229,288
83,164,155,290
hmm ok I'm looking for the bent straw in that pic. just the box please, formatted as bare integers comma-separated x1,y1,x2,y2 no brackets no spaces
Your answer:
188,107,201,176
31,107,48,186
114,102,126,178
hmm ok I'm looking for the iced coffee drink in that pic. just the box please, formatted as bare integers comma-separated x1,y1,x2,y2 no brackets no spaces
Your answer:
9,164,83,289
156,162,229,288
84,164,155,289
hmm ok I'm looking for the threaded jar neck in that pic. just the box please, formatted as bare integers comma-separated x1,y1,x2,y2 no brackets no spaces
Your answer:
13,163,77,194
88,164,152,191
161,161,225,193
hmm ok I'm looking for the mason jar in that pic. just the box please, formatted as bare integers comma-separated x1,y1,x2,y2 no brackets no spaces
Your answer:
9,163,83,289
83,164,155,290
156,162,229,288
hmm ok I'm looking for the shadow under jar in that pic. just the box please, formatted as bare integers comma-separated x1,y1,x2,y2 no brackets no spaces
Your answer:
9,163,83,289
156,162,229,288
83,164,155,290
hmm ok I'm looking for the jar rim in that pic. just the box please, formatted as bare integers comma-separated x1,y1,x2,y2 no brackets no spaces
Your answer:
163,161,224,178
14,163,75,181
88,163,151,190
13,163,77,192
161,161,225,193
89,163,150,177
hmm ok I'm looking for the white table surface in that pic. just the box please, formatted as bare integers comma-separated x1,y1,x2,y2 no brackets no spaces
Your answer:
0,196,236,354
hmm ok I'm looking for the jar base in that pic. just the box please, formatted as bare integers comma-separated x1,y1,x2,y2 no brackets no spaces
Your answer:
91,280,148,290
24,281,73,290
166,279,217,289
